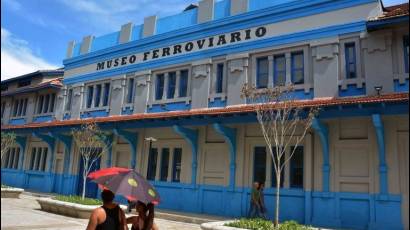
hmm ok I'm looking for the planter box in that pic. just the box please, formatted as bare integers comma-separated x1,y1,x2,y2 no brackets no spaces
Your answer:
37,198,127,219
201,221,332,230
201,221,243,230
1,188,24,198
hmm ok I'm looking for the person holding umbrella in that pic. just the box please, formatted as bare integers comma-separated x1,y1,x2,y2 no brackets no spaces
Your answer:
127,201,159,230
86,189,127,230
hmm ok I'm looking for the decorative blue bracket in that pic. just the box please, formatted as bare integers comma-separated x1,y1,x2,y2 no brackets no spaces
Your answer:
15,136,27,170
113,129,138,169
372,114,388,195
213,123,237,190
173,125,199,185
48,133,72,175
32,132,56,172
311,118,330,193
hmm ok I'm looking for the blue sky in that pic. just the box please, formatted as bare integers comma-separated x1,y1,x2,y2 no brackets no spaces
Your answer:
1,0,407,80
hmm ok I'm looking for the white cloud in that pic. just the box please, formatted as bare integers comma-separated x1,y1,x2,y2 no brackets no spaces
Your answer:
1,28,58,81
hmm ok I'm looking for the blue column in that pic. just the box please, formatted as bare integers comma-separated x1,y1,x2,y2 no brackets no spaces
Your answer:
15,136,27,170
311,118,330,192
213,123,237,190
32,132,56,172
371,114,388,195
173,125,199,185
113,129,138,169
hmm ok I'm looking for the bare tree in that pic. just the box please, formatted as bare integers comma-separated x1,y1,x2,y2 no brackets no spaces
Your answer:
242,84,318,226
1,132,16,161
71,120,112,199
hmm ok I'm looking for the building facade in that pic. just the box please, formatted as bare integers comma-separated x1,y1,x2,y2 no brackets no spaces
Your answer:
1,0,409,229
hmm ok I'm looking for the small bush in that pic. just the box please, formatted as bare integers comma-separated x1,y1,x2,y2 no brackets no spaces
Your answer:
54,195,102,206
225,219,313,230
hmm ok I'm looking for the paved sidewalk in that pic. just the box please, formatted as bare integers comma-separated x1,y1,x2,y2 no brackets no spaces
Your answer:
1,194,201,230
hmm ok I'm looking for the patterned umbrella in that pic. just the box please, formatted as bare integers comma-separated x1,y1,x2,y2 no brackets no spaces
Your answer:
91,170,160,205
88,167,131,180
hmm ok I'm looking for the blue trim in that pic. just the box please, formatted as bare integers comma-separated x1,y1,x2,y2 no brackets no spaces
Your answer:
338,84,366,97
80,110,109,119
121,107,134,115
173,125,199,185
9,118,26,125
64,21,367,85
148,102,191,113
209,98,227,108
394,79,409,93
63,113,71,120
311,118,330,192
156,8,198,35
371,114,388,195
33,115,53,123
113,129,138,169
64,0,375,68
213,123,237,189
90,32,120,52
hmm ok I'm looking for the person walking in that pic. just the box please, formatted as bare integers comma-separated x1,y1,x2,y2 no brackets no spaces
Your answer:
86,189,127,230
259,182,267,219
127,201,159,230
248,182,261,218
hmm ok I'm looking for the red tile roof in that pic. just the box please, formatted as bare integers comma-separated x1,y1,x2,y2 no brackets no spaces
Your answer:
1,78,63,97
369,3,409,21
2,93,408,130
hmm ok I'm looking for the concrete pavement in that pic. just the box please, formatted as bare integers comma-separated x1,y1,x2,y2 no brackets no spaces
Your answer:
1,194,201,230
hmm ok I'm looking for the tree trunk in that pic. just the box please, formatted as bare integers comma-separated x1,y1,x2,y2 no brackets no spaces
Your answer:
82,165,87,200
275,172,281,226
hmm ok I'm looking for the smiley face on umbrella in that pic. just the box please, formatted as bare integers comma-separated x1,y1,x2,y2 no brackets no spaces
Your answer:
89,168,160,205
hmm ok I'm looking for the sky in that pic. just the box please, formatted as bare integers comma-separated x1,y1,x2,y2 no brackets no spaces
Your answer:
1,0,407,81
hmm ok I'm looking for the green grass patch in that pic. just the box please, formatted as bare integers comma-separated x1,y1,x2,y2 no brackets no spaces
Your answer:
54,195,102,206
225,219,313,230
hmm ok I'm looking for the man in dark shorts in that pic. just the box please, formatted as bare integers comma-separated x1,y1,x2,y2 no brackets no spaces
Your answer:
86,190,127,230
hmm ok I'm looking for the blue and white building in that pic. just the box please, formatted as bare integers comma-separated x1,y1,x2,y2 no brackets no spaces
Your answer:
1,0,409,229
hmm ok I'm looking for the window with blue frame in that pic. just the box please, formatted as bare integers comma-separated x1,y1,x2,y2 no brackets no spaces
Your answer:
147,148,158,180
126,78,135,104
291,51,304,84
167,72,176,99
1,147,20,169
345,43,357,79
290,146,304,188
216,63,224,93
172,148,182,182
103,83,110,106
404,35,409,73
257,57,269,88
94,85,102,107
12,98,28,118
160,148,170,181
179,70,188,98
274,54,286,86
66,89,73,111
37,93,55,114
253,146,267,183
155,74,165,100
86,86,94,108
29,147,48,171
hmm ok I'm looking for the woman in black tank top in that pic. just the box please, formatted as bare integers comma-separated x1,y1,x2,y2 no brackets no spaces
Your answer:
96,205,121,230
